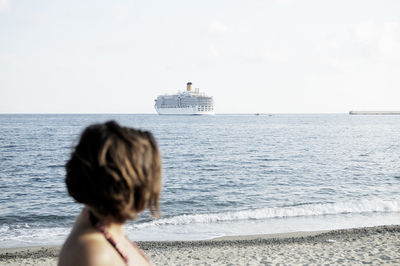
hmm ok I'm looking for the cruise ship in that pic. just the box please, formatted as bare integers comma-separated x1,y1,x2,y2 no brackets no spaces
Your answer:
154,82,215,115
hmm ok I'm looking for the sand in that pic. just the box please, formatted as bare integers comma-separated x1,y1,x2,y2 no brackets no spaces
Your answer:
1,225,399,265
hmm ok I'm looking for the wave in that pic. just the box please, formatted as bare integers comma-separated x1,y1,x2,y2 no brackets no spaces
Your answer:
0,214,74,225
1,199,399,248
134,199,400,229
0,224,69,248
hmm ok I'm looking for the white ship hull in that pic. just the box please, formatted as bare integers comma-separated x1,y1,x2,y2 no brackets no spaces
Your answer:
155,106,215,115
155,82,214,115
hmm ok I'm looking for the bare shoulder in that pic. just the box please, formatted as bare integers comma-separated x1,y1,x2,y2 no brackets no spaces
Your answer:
59,232,125,266
125,240,152,266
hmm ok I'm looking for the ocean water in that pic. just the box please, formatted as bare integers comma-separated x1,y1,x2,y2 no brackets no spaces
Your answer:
0,114,399,248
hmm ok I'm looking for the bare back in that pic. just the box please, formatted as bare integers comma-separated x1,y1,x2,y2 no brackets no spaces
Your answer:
58,210,150,266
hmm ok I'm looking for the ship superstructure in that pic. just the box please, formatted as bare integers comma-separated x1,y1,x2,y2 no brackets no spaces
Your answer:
154,82,215,115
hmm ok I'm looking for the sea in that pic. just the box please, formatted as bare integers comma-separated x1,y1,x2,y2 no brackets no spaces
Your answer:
0,114,399,248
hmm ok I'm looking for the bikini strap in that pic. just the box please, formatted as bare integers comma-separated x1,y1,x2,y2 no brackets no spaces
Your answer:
86,210,130,264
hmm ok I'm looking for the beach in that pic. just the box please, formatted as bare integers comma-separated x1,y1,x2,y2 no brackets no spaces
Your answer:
1,225,399,265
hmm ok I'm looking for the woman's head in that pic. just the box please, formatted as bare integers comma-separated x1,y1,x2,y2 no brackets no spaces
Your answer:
65,121,161,223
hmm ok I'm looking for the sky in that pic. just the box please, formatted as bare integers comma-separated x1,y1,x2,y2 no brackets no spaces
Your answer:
1,0,400,114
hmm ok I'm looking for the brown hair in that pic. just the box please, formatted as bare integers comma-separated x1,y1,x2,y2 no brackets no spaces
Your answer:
65,121,161,223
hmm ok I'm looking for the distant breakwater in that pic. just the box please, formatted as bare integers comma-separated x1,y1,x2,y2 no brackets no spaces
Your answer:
349,111,400,115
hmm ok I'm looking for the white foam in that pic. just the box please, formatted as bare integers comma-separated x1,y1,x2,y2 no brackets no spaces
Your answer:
0,225,70,248
133,199,400,229
1,199,399,248
126,212,400,242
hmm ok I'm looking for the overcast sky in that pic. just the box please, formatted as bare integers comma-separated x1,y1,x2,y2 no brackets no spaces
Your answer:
1,0,400,113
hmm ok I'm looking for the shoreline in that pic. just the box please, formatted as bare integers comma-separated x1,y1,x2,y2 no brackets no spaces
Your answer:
1,225,399,265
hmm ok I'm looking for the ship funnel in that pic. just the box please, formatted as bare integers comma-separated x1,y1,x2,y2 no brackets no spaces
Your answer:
186,82,192,92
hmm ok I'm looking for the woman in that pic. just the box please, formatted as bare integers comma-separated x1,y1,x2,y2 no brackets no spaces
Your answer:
59,121,161,266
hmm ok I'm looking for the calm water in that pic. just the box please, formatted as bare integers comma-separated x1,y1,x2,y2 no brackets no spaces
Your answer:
0,114,399,248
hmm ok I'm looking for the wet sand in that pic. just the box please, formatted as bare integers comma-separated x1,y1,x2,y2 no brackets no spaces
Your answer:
1,225,399,265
